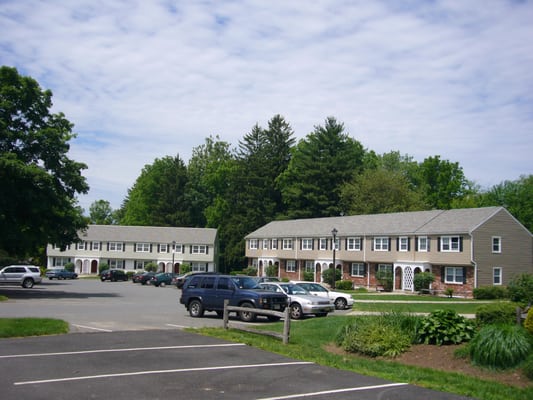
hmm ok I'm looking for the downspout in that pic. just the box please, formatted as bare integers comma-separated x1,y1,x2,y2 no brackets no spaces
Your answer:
293,236,298,280
364,235,369,289
471,233,477,290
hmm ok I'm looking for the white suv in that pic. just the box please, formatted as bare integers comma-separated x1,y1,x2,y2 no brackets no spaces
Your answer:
0,265,42,288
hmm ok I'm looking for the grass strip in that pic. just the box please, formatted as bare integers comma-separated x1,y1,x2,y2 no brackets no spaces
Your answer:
0,318,69,338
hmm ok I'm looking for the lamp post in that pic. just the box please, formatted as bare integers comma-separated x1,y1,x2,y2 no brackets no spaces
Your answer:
171,241,176,274
331,228,338,289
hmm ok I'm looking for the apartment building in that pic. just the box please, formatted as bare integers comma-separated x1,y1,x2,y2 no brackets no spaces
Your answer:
47,225,218,275
244,207,532,297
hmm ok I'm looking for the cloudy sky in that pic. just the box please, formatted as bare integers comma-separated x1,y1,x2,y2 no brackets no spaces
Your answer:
2,0,532,211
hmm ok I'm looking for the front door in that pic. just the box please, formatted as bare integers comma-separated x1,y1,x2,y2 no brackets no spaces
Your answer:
404,266,414,291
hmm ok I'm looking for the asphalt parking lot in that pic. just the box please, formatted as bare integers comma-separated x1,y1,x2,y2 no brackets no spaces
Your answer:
0,279,475,399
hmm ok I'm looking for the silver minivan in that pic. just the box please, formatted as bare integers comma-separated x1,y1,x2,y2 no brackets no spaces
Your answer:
0,265,42,288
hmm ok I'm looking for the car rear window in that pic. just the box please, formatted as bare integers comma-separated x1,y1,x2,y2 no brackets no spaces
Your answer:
29,267,40,273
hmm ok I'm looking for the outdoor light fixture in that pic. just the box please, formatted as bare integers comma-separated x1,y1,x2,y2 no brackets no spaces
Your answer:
172,240,176,274
331,228,338,289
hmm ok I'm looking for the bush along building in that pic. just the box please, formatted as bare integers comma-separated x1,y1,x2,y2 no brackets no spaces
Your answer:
47,225,218,275
245,207,532,298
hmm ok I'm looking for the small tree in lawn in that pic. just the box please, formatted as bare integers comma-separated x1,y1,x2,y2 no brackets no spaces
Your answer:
64,262,75,272
180,263,191,274
322,268,341,286
414,272,435,292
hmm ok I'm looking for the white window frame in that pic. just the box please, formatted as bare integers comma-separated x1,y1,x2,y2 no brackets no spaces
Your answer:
282,238,293,250
333,237,340,251
445,266,464,284
492,236,502,253
174,244,183,253
136,243,150,252
440,236,460,252
76,242,86,250
286,260,296,272
305,261,315,273
249,239,258,250
109,242,123,251
347,237,361,251
417,236,428,252
301,238,313,250
493,267,503,285
262,239,269,250
191,263,207,272
398,237,409,252
92,242,100,251
271,239,277,250
159,244,168,253
319,238,327,250
378,264,393,273
109,259,125,269
191,245,207,254
374,237,389,251
351,263,365,277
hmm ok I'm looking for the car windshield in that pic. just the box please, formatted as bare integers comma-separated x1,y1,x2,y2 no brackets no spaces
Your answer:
304,283,328,292
231,276,260,289
281,284,309,295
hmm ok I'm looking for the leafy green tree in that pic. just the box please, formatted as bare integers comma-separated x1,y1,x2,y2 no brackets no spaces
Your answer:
120,155,190,226
89,200,116,224
416,155,469,209
278,117,365,218
340,168,426,215
480,175,533,232
0,66,89,257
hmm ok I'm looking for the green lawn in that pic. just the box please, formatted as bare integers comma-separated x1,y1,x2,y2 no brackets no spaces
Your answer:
352,301,485,314
0,318,69,338
193,316,533,400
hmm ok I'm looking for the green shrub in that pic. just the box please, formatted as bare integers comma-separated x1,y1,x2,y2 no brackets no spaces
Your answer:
98,263,108,274
475,302,517,326
469,324,531,369
336,313,421,358
473,286,508,300
522,353,533,380
414,272,435,292
242,266,257,276
507,273,533,305
265,265,278,277
376,270,393,292
444,288,454,298
180,263,191,274
145,262,157,272
335,280,353,290
303,272,314,281
322,268,341,286
417,309,476,345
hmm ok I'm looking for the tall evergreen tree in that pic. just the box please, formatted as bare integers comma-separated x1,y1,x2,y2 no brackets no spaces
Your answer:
278,117,365,218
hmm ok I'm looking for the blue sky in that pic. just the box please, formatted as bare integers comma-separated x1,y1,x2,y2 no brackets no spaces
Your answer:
2,1,532,211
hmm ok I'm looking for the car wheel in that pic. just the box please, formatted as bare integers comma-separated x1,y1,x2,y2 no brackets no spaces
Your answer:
239,302,256,322
189,300,204,318
290,303,303,319
334,297,347,310
22,278,34,289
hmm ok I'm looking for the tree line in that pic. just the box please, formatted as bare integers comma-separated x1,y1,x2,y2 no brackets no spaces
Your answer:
2,66,531,271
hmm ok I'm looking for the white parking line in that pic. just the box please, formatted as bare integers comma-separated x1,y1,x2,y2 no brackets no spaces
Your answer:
71,324,113,332
165,323,188,328
0,343,246,359
14,361,314,385
256,382,409,399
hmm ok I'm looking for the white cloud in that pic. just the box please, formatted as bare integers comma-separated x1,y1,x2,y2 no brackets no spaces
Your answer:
1,0,532,210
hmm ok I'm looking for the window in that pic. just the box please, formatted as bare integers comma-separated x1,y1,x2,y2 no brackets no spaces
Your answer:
200,277,215,289
301,238,313,250
217,277,231,290
282,239,293,250
53,257,72,267
262,239,269,250
305,261,315,273
174,244,183,253
109,259,125,269
159,244,168,253
286,260,296,272
109,242,123,251
92,242,100,251
271,239,278,250
249,239,258,250
398,237,409,252
493,267,502,285
417,236,428,252
135,260,152,270
373,237,389,251
191,245,207,254
76,242,86,250
440,236,461,252
136,243,150,252
351,263,365,277
378,264,393,273
347,237,362,251
319,238,327,250
191,263,207,272
492,237,501,253
445,267,464,284
333,237,340,251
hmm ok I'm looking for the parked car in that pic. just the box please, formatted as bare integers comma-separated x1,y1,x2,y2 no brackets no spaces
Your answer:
259,282,334,319
253,276,280,284
0,265,42,288
136,271,155,285
131,271,146,283
290,281,354,310
150,272,177,287
175,271,219,289
180,274,288,322
100,269,128,282
45,269,78,280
